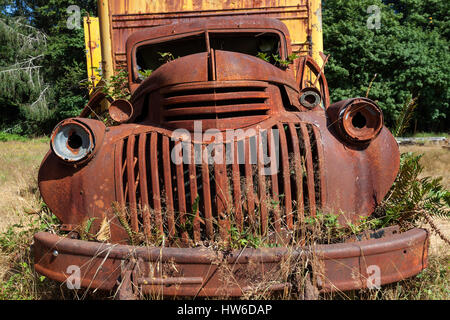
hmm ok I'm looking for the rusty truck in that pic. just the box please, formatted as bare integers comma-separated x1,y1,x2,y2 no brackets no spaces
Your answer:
33,0,429,299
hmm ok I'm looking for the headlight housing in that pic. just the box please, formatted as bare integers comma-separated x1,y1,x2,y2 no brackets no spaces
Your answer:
328,98,383,144
299,87,322,109
50,118,105,164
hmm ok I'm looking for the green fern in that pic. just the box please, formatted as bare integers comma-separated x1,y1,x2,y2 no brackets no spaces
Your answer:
272,53,299,69
256,52,299,69
112,202,136,245
374,152,450,229
138,69,153,80
393,96,418,137
179,195,200,235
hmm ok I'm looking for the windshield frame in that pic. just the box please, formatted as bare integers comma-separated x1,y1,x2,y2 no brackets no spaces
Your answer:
130,28,288,83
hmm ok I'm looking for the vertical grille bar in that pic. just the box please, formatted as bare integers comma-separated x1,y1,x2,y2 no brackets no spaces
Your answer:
244,137,255,225
257,129,268,235
277,123,293,229
114,139,125,207
268,128,281,233
138,133,152,239
300,123,316,216
232,138,243,231
214,145,230,240
312,126,326,207
162,136,176,238
150,132,163,234
288,123,305,223
174,141,188,244
201,145,214,238
189,144,200,242
126,135,139,233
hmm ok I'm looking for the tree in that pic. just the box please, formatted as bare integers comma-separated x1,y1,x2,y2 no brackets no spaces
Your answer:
322,0,449,132
384,0,449,39
0,15,51,134
24,0,97,130
1,0,97,134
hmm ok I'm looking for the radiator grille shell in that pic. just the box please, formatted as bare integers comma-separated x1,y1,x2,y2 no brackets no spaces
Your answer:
114,121,325,245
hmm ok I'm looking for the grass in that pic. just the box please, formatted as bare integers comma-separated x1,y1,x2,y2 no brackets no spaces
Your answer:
0,136,107,299
0,138,49,234
400,144,450,190
0,136,56,299
0,137,448,300
407,132,449,139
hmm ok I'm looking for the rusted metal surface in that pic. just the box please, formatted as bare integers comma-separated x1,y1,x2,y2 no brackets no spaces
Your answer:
35,15,423,297
109,99,134,123
42,115,329,244
327,98,384,144
33,228,429,297
79,90,112,118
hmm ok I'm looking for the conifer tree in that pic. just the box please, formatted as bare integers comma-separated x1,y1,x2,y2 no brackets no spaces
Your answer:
0,15,51,134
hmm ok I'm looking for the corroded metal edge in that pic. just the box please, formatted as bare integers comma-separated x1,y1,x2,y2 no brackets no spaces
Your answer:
33,228,429,297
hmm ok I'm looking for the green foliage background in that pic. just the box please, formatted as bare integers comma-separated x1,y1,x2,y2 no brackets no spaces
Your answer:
0,0,96,135
323,0,449,131
0,0,448,135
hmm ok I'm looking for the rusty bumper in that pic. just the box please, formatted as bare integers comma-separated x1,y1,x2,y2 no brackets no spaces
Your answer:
33,228,429,297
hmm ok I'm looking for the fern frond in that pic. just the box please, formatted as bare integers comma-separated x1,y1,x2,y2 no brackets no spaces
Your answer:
393,96,418,137
377,152,450,230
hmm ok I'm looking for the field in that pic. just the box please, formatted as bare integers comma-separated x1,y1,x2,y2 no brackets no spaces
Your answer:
398,144,450,257
0,138,448,300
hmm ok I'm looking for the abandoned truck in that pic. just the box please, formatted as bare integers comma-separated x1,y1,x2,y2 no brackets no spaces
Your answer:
33,1,429,299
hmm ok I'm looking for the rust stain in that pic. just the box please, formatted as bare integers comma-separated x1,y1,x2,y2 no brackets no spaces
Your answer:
95,200,105,209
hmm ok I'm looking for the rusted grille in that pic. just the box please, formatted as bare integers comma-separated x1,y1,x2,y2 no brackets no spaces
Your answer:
114,122,324,245
161,83,270,123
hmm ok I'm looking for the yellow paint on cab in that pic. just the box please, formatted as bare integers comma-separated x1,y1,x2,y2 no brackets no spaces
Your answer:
83,16,103,93
89,0,324,83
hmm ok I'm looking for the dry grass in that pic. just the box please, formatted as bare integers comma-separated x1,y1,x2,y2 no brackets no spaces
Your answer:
0,138,48,282
0,139,48,231
400,144,450,190
396,143,449,299
399,144,450,255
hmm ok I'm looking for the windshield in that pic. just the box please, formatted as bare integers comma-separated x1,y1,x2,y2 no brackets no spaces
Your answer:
136,33,206,78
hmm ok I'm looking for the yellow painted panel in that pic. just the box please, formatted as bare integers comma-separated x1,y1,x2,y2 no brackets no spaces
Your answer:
99,0,324,78
310,0,324,67
280,18,308,46
98,0,114,81
83,16,103,93
111,0,307,14
110,0,306,14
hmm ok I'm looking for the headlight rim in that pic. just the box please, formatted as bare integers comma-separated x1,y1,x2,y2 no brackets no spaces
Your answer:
299,87,322,110
50,118,96,164
337,98,384,144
